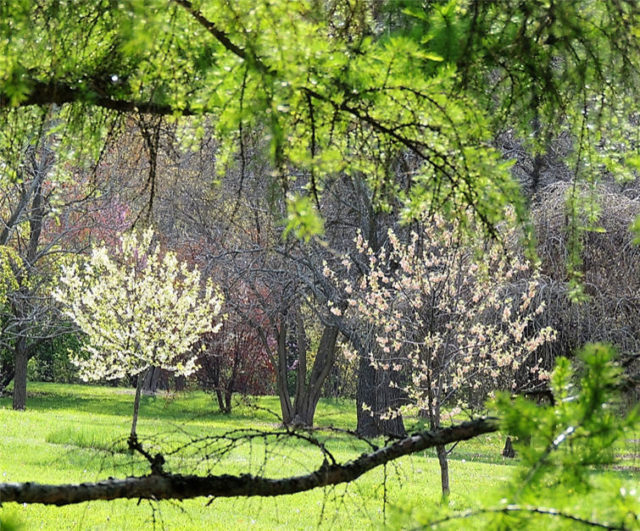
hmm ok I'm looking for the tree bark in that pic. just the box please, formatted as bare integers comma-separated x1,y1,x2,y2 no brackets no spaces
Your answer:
356,350,406,437
275,322,293,424
142,366,162,394
223,350,240,414
356,352,379,437
10,156,47,411
0,418,498,506
12,336,28,410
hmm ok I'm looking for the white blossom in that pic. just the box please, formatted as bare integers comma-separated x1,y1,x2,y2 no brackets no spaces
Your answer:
53,229,224,381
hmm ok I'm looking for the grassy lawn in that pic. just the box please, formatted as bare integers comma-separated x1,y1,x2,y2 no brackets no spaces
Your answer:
0,383,635,530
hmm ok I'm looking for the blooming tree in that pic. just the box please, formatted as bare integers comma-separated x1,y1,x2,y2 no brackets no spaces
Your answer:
54,229,224,440
326,214,555,496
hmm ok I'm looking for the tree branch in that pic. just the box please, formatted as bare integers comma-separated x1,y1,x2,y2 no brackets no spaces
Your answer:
0,418,497,506
172,0,256,67
0,81,198,115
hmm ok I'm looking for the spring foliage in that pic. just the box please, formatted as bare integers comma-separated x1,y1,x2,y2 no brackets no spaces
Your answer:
4,1,639,239
53,229,223,381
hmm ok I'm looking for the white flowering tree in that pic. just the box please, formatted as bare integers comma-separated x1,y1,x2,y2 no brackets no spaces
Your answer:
326,214,556,496
54,229,223,442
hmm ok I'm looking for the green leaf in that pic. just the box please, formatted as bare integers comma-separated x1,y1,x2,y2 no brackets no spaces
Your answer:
283,194,324,242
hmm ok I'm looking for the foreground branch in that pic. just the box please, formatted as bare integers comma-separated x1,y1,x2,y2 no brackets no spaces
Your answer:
0,418,497,506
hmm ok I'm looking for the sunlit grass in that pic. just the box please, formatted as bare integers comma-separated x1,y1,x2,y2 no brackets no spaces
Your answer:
1,382,633,529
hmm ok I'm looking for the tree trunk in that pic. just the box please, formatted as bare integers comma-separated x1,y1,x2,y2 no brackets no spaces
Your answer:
12,336,28,410
356,351,379,437
130,370,146,441
289,325,339,427
276,322,293,424
215,388,226,413
356,350,406,437
219,349,240,414
436,444,450,498
376,368,406,437
502,436,516,458
174,374,187,391
142,366,166,394
0,360,15,396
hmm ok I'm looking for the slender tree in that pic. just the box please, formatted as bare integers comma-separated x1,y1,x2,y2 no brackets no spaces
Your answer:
327,213,555,495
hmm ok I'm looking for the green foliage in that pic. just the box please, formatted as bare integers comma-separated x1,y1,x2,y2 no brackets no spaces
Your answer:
27,334,80,384
491,344,639,528
283,194,323,242
498,344,636,483
0,1,637,250
0,247,19,309
0,508,24,531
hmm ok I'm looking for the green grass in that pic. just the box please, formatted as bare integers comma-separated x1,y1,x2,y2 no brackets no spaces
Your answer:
0,383,636,530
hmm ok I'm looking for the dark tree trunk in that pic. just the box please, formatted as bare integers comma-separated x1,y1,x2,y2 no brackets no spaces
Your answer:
10,161,47,412
356,352,379,437
275,322,293,424
215,388,226,413
502,436,516,458
272,316,339,428
356,350,406,438
12,336,28,410
0,359,15,396
174,374,187,392
142,366,168,394
222,350,240,414
203,353,226,413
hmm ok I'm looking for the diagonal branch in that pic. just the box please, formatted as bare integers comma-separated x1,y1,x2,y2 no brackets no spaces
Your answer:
172,0,270,74
0,417,497,506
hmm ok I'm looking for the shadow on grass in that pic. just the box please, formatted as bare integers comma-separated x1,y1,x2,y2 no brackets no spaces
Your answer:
0,385,286,426
0,383,357,431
